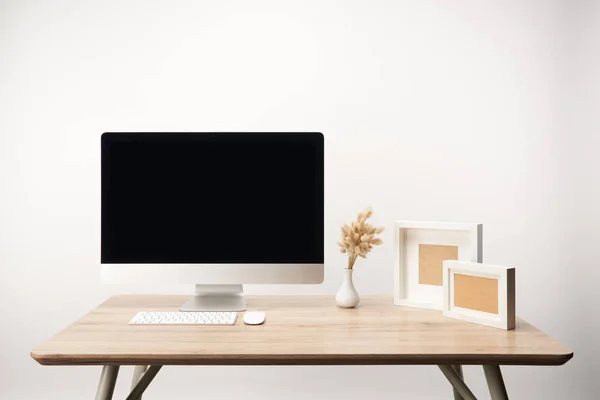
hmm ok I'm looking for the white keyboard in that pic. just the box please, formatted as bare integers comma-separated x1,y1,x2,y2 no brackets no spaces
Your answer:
129,311,237,325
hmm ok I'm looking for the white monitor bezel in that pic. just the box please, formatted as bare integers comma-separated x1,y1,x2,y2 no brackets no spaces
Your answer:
101,263,324,284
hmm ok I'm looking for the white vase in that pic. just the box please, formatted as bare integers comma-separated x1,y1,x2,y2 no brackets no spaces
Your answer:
336,268,360,308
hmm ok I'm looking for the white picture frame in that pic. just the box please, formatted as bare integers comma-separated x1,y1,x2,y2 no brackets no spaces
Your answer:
394,221,482,310
443,260,515,330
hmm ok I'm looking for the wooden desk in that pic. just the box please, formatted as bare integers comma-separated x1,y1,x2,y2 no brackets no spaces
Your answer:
31,295,572,400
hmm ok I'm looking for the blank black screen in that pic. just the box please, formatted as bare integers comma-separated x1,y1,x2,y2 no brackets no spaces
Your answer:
101,133,324,263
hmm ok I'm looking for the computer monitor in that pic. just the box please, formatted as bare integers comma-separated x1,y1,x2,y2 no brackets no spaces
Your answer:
101,132,324,311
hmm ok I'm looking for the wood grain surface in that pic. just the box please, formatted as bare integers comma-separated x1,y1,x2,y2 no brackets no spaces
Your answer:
31,295,572,366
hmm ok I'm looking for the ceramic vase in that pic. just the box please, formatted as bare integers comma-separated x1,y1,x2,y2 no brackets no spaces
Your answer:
336,268,360,308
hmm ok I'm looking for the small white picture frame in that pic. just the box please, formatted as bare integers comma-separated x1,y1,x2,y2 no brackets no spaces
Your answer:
443,260,515,330
394,221,482,310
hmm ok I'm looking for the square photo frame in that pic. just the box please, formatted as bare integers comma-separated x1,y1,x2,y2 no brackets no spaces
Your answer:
443,260,515,330
394,221,482,310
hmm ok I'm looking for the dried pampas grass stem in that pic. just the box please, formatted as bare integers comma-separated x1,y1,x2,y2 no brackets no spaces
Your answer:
338,207,384,269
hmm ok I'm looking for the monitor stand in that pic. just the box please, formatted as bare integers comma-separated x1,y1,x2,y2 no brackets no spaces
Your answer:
179,284,247,312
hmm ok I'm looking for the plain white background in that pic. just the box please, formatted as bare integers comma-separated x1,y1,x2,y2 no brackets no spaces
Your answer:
1,0,598,398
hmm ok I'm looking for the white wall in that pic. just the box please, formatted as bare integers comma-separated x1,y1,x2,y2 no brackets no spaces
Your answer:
557,1,600,397
0,0,595,398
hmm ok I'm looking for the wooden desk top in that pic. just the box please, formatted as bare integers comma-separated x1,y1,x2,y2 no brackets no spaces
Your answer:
31,295,573,366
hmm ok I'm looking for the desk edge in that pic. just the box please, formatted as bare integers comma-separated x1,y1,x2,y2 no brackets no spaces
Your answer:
31,351,574,367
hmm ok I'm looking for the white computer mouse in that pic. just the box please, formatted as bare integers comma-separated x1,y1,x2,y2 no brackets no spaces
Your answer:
243,311,266,325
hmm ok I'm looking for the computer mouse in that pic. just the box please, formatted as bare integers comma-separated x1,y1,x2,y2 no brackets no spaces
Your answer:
243,311,266,325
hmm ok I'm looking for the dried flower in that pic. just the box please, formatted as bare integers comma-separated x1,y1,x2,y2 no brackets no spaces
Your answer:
338,207,384,269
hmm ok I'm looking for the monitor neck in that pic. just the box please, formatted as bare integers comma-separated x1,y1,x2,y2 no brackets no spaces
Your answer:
179,284,246,312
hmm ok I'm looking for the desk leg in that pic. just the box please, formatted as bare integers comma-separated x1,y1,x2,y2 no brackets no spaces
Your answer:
483,365,509,400
451,365,464,400
131,366,148,398
438,366,477,400
95,365,119,400
126,365,162,400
